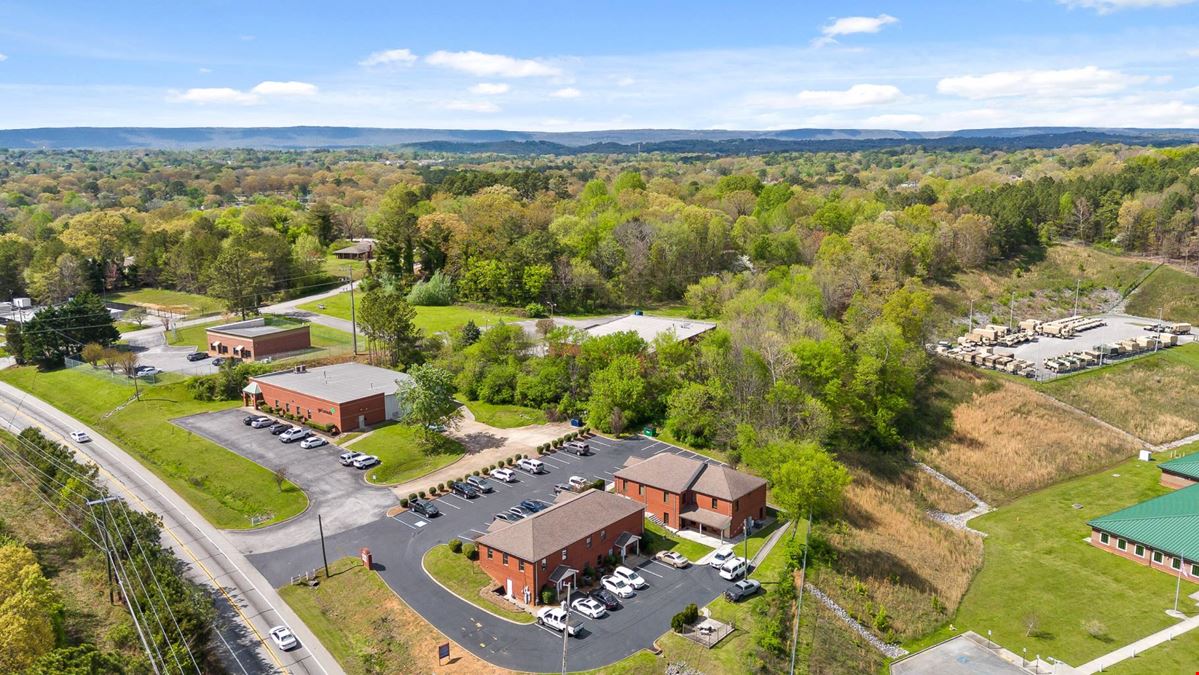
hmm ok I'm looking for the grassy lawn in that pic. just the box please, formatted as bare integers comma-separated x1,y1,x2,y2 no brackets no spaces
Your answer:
1125,264,1199,325
0,366,307,529
348,423,464,486
948,448,1199,666
641,521,716,562
1104,626,1199,674
167,315,354,354
321,254,368,281
1038,343,1199,445
297,293,522,334
460,398,546,428
105,288,224,317
422,544,535,623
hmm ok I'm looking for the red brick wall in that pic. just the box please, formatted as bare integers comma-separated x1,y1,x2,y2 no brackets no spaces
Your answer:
207,326,311,361
1161,471,1197,490
253,381,386,432
478,507,645,604
616,478,682,528
1090,527,1199,578
207,333,255,358
691,483,768,537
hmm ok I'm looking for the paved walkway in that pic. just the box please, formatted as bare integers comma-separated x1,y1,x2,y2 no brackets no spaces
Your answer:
1075,612,1199,673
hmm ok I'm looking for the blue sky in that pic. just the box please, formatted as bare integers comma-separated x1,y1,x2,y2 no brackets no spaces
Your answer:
1,0,1199,130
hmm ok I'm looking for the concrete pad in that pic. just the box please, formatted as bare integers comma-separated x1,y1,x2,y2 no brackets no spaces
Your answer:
891,635,1031,675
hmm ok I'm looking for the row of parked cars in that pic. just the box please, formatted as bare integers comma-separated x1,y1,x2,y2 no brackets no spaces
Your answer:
243,414,329,448
536,565,651,636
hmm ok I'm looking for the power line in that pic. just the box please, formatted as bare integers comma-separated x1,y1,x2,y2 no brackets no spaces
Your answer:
98,498,165,675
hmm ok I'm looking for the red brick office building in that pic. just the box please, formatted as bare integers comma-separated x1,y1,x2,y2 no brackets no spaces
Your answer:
475,490,645,605
206,318,311,362
243,362,412,433
615,453,767,538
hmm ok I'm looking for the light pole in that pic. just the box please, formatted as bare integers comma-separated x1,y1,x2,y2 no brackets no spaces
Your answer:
560,579,571,674
346,266,358,355
742,516,751,580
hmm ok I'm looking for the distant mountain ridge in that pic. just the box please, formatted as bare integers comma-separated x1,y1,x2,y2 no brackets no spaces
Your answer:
1,125,1198,151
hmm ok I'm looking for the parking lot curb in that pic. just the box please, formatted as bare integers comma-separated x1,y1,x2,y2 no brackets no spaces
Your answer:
418,549,536,626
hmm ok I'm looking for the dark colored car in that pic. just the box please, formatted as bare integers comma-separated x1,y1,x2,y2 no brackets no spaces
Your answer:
520,499,548,513
186,352,208,362
450,481,480,499
553,483,571,495
590,588,621,610
269,423,292,435
242,415,257,425
410,499,440,518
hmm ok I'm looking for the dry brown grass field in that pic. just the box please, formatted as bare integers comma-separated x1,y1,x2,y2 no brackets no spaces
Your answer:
1038,344,1199,445
911,468,977,514
812,456,984,644
921,368,1139,504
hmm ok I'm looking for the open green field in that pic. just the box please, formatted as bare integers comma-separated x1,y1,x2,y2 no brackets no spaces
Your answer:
167,315,355,354
348,423,463,485
1038,343,1199,445
321,253,369,281
1125,264,1199,325
423,544,535,623
461,398,546,428
0,366,307,529
104,288,224,317
642,521,716,562
297,292,522,334
946,446,1199,666
1104,625,1199,674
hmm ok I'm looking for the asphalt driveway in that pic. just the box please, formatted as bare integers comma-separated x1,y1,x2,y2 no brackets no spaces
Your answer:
173,408,398,553
247,435,747,672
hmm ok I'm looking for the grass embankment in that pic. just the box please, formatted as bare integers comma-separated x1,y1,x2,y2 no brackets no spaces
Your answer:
642,521,715,562
1038,343,1199,445
921,364,1139,504
1125,263,1199,325
945,445,1199,666
167,315,355,354
104,288,224,317
347,423,464,485
279,557,506,674
461,398,546,428
0,367,306,529
422,544,535,623
297,293,522,334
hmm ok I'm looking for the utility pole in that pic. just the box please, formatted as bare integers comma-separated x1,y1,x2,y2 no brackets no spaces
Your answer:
346,266,358,355
318,513,330,578
560,579,571,674
1073,278,1081,317
789,510,814,675
87,496,119,604
968,299,974,332
1009,290,1016,332
743,517,751,579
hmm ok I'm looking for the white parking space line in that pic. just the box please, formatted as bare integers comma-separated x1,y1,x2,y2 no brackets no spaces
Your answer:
638,566,664,578
649,560,677,571
594,475,608,483
435,498,462,510
448,494,474,504
540,456,571,468
392,515,428,529
534,623,562,638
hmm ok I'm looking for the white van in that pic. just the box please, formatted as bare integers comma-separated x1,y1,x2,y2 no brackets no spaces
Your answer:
517,458,547,474
718,556,749,581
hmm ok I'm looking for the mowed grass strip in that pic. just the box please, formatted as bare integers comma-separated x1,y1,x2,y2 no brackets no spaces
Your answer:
1125,264,1199,325
461,398,546,428
642,521,715,562
0,366,306,529
104,288,224,317
1039,343,1199,445
297,292,523,334
348,423,463,486
951,448,1199,666
422,544,535,623
279,557,509,675
922,366,1139,504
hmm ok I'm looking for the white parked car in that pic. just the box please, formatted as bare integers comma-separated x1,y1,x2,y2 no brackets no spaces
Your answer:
708,547,735,569
338,451,365,466
718,556,749,581
352,454,380,469
571,596,607,619
299,435,327,449
268,625,298,650
69,431,91,443
654,550,691,568
600,575,635,598
250,416,275,428
517,458,546,474
537,607,581,636
490,467,516,482
135,366,162,378
567,475,588,489
279,427,311,443
612,565,648,589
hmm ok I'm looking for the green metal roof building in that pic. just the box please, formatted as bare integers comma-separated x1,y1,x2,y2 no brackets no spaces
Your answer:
1159,453,1199,483
1088,483,1199,565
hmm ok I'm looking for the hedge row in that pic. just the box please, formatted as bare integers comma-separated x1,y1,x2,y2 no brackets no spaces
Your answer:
537,427,590,454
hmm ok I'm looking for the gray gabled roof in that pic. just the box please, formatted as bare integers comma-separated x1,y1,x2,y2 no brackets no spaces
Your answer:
615,453,766,501
691,463,768,502
476,490,643,562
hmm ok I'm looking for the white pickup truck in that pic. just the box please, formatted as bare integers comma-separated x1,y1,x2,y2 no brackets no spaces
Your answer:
536,607,581,637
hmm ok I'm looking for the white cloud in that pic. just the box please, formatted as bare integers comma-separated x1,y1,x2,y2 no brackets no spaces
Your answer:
250,81,318,96
1059,0,1195,13
1188,48,1199,57
937,66,1145,99
814,14,898,47
444,100,501,113
359,48,418,67
469,82,510,95
198,67,211,74
616,76,635,87
0,53,7,62
753,83,903,109
426,50,561,78
171,87,259,105
864,113,925,127
550,87,582,99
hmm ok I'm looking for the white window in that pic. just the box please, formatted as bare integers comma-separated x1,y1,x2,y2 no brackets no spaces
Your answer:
1117,539,1127,551
1135,544,1145,557
1099,532,1110,544
1172,557,1182,571
1153,551,1164,564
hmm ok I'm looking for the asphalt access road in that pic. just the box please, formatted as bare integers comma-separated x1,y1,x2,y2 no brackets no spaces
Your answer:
247,435,743,672
172,408,398,553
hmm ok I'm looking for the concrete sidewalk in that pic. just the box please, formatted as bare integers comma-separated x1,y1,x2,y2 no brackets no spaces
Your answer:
1075,611,1199,673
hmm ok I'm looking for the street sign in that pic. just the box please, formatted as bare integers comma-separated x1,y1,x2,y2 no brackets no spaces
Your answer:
437,642,450,663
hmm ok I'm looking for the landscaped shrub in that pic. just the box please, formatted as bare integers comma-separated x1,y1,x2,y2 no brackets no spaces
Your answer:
463,543,477,560
590,479,606,491
525,302,547,318
541,587,557,605
437,482,445,492
305,420,334,432
406,270,454,306
448,538,462,554
408,492,418,502
400,498,409,507
419,490,426,498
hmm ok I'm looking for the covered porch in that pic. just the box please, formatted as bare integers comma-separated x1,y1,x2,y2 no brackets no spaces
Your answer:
614,531,642,560
680,506,733,539
241,381,263,408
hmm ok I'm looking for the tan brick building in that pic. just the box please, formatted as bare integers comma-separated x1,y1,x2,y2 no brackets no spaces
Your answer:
205,318,311,362
614,453,767,538
243,362,412,433
475,490,645,605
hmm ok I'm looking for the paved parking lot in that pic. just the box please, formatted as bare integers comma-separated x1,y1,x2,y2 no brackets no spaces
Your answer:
246,435,749,672
125,329,218,376
173,408,398,552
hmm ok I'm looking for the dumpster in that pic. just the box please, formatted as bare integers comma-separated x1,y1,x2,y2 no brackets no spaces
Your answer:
643,426,656,437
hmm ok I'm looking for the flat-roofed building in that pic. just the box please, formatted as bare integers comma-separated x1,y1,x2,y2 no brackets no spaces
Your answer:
205,318,310,362
584,314,716,348
243,362,412,433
